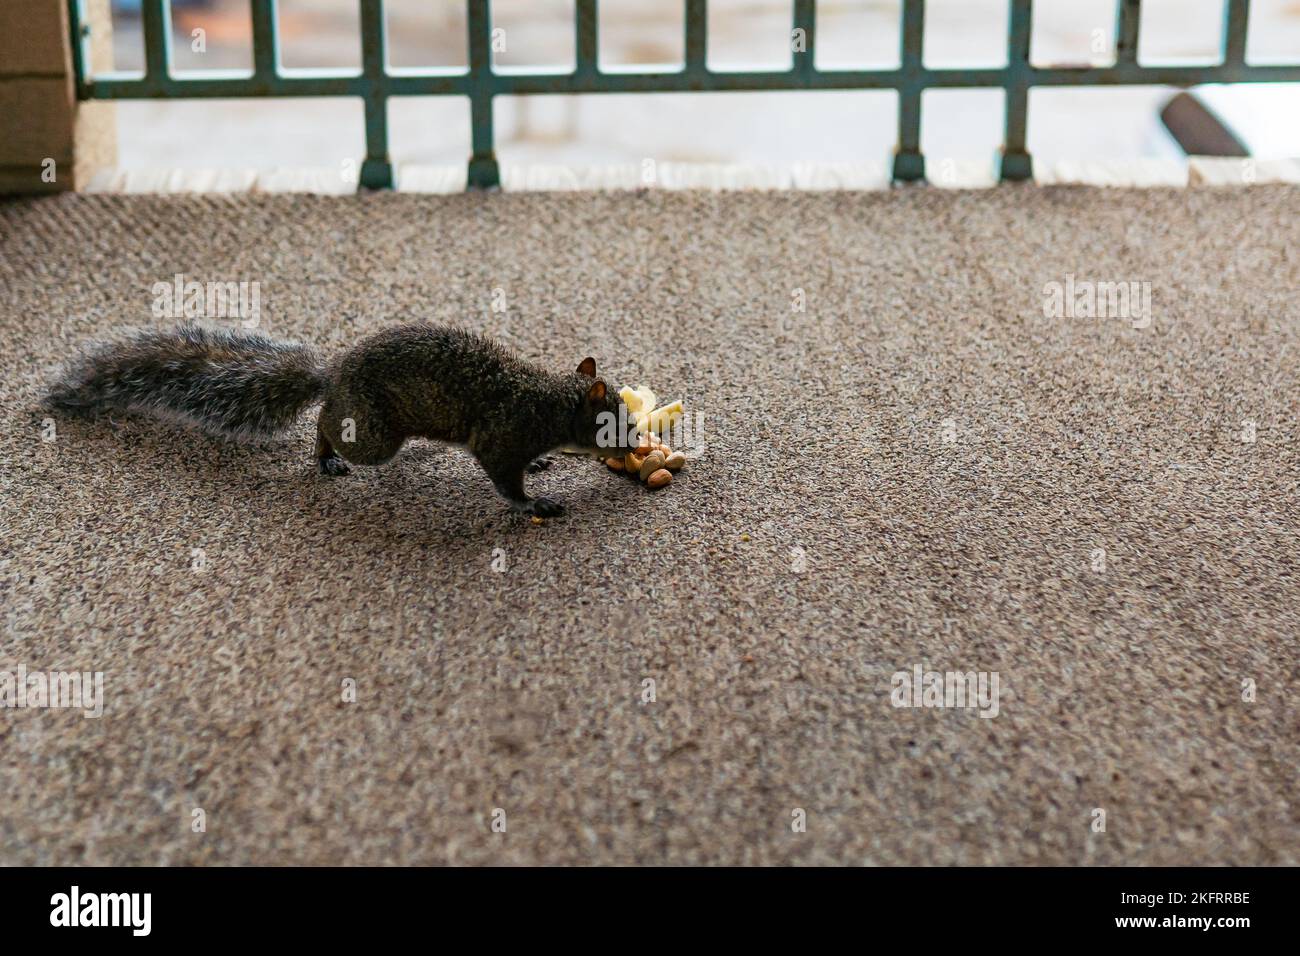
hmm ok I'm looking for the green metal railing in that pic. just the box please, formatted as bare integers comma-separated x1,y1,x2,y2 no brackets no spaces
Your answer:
68,0,1300,190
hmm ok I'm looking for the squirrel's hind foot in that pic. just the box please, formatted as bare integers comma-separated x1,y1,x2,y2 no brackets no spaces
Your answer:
518,496,565,518
318,454,351,477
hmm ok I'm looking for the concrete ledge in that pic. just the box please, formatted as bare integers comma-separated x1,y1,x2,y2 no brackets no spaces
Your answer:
86,166,372,195
1034,159,1189,187
1188,156,1300,186
496,161,896,192
925,159,999,190
255,167,362,195
395,165,468,194
84,167,261,193
68,158,1300,195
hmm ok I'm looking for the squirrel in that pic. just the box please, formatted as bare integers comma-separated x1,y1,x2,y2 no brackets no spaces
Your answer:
45,323,637,517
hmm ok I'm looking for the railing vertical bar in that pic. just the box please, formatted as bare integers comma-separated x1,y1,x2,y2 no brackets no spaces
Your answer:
1224,0,1250,66
467,0,500,188
251,0,279,81
1000,0,1033,182
793,0,815,76
575,0,598,77
141,0,171,86
66,0,89,96
893,0,925,182
358,0,392,189
685,0,708,74
1116,0,1141,65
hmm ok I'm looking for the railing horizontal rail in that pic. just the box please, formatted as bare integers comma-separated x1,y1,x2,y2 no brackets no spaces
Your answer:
68,0,1299,190
80,62,1300,99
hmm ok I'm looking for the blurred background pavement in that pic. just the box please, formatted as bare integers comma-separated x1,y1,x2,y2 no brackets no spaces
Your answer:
100,0,1300,185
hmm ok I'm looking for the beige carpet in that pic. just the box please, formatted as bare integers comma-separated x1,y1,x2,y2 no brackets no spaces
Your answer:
1,186,1297,865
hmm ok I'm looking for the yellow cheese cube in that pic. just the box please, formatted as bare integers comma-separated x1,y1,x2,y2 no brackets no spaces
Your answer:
619,385,644,413
640,400,683,436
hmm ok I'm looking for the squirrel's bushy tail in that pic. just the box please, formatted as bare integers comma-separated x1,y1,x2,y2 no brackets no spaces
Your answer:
46,324,328,439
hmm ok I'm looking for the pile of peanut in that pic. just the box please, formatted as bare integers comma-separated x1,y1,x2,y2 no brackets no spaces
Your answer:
605,434,685,489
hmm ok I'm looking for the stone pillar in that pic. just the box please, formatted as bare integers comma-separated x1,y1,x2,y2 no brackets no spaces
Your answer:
0,0,115,194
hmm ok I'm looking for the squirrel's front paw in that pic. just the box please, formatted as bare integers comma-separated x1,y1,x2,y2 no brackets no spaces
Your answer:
526,455,555,473
523,496,565,518
318,455,351,477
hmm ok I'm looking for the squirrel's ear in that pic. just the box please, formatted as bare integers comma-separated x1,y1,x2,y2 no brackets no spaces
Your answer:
586,380,606,403
577,357,596,377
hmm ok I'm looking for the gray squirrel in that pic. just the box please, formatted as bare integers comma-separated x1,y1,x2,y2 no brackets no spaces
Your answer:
46,323,637,517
